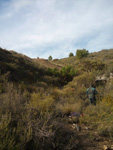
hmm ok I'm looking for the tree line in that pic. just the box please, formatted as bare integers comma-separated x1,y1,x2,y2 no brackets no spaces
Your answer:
47,49,89,61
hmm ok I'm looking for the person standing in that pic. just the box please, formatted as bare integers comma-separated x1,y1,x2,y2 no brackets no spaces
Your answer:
86,84,97,105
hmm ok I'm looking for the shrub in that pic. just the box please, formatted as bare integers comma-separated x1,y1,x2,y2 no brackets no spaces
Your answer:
0,83,80,150
47,66,77,86
55,100,83,116
24,113,79,150
69,52,74,57
102,95,113,108
48,55,53,61
0,83,32,150
29,93,55,114
76,49,89,59
60,66,77,83
73,72,96,88
81,60,105,72
98,120,113,137
79,99,113,137
47,68,59,76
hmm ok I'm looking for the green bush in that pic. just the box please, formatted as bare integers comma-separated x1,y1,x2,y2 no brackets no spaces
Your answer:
60,66,77,79
46,66,77,85
69,52,74,57
76,49,89,59
48,55,53,61
47,68,59,76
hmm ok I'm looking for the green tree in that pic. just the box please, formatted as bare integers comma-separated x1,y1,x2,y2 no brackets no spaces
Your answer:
76,49,89,59
48,55,53,61
60,66,77,83
69,52,74,57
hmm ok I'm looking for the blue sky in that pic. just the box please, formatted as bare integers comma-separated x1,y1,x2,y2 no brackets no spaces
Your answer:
0,0,113,59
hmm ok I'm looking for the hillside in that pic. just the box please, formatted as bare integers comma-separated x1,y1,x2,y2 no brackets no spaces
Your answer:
0,48,70,87
54,49,113,66
33,58,62,69
0,47,113,150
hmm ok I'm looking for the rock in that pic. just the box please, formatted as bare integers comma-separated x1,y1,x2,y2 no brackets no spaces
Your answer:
84,127,89,130
68,116,73,124
103,145,113,150
72,123,76,129
72,124,81,132
103,145,108,150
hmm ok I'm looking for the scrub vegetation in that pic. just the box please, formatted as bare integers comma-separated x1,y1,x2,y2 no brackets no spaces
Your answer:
0,47,113,149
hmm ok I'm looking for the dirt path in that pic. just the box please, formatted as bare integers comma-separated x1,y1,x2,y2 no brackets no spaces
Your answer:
70,123,113,150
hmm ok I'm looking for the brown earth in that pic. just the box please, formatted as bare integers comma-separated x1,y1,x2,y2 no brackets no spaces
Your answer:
70,123,113,150
33,58,63,69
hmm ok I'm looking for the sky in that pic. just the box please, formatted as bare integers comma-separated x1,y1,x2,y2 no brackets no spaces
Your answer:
0,0,113,59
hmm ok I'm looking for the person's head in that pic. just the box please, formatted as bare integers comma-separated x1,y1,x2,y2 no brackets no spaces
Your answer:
90,83,94,87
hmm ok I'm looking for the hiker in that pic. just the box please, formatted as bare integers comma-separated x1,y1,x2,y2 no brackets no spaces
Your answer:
86,84,97,105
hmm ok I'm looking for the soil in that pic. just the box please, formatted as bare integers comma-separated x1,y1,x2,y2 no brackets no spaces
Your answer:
69,123,113,150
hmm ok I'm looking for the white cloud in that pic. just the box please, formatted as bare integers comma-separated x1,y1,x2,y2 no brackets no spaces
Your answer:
0,0,113,58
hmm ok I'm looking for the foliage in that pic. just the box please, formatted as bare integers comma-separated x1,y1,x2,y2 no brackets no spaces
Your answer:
29,92,54,114
1,47,113,148
47,66,77,85
0,47,42,83
55,100,83,116
76,49,89,59
80,96,113,137
0,82,79,150
47,68,59,76
60,66,77,83
73,72,96,88
81,60,105,72
69,52,74,57
48,55,53,61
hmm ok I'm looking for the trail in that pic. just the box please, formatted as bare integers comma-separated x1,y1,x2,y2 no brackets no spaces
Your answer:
78,124,112,150
70,123,113,150
68,112,113,150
